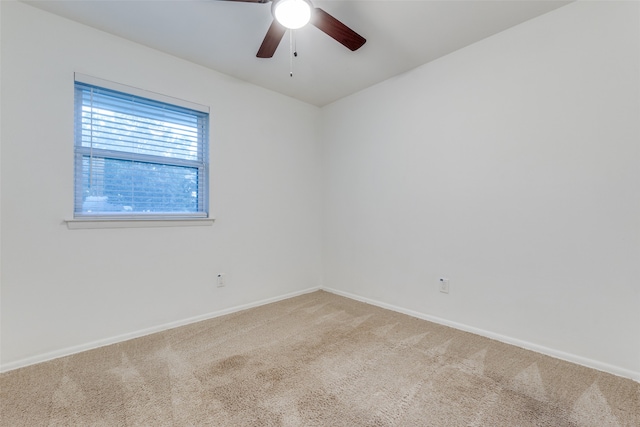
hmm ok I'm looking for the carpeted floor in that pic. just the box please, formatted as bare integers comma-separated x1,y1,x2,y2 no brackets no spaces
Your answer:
1,290,638,426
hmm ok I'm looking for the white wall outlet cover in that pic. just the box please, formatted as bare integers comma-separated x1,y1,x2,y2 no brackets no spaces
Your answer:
217,274,226,287
439,278,449,293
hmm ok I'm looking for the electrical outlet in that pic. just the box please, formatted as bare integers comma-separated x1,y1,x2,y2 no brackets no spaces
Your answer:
439,278,449,294
217,273,226,287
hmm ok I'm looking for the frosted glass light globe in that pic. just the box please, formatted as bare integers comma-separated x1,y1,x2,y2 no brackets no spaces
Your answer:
273,0,312,30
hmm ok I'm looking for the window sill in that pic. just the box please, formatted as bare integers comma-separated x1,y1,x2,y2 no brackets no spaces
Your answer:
65,217,215,230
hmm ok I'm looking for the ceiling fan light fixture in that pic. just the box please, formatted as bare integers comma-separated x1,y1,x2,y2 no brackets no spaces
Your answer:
273,0,312,30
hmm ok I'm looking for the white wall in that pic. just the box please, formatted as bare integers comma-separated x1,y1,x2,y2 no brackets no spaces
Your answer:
322,1,640,379
0,1,322,368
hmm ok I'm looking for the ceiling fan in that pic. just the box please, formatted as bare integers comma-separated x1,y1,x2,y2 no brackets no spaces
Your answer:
223,0,366,58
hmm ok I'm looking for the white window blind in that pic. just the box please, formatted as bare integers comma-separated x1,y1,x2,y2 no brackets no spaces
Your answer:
74,76,209,219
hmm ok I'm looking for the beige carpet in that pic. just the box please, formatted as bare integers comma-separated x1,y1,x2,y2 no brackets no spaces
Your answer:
1,291,638,426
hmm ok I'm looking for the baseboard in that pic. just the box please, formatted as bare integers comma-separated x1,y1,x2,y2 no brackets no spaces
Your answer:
322,287,640,383
0,286,321,373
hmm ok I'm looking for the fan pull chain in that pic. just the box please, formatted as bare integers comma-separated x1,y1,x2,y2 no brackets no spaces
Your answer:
289,30,294,77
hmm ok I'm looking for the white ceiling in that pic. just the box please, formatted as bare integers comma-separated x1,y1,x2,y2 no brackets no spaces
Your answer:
25,0,572,106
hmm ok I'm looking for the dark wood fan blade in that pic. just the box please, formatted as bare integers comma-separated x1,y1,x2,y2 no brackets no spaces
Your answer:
311,8,366,51
257,20,286,58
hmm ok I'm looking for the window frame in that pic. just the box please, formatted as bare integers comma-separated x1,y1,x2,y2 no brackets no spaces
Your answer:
72,74,211,224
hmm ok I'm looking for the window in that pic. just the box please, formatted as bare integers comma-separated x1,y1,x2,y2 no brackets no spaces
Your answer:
74,74,209,220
